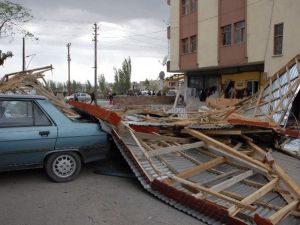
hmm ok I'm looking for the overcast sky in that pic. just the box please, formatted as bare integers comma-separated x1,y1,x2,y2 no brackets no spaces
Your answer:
0,0,170,84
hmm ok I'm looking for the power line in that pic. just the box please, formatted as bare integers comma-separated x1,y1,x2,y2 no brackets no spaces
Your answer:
102,30,167,43
101,29,166,39
263,0,276,62
100,34,168,50
119,36,167,49
100,42,167,51
98,0,264,45
101,35,167,48
9,0,264,44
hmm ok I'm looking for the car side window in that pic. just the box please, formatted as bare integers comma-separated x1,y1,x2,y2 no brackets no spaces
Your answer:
33,103,51,126
0,100,34,127
0,100,51,127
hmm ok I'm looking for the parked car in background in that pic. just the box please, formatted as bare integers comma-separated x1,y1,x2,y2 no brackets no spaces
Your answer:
0,94,110,182
64,92,91,102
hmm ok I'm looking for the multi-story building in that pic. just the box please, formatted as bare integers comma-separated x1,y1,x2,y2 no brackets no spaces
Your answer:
167,0,300,101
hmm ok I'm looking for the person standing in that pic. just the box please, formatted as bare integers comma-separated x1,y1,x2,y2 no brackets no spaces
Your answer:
90,92,96,105
74,93,79,102
108,91,113,105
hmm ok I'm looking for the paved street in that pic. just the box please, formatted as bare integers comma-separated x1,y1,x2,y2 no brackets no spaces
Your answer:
273,151,300,185
0,162,202,225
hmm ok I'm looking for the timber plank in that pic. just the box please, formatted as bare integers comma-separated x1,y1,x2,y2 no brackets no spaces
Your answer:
135,132,191,144
269,200,299,225
176,157,226,179
184,128,271,172
170,176,256,211
209,170,254,193
147,142,205,157
228,178,279,216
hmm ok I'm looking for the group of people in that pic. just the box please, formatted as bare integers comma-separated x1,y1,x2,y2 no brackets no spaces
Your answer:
73,91,114,105
73,92,97,104
195,86,218,102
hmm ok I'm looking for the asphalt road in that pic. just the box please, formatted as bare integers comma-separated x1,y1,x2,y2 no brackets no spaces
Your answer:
0,162,202,225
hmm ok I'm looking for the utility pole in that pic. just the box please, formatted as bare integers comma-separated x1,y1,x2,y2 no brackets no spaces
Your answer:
22,37,25,71
92,23,99,92
66,43,71,95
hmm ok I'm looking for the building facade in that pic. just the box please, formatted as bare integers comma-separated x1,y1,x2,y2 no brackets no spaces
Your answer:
167,0,300,101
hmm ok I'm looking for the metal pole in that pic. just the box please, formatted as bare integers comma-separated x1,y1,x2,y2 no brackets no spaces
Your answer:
66,43,71,95
22,37,25,71
93,23,99,92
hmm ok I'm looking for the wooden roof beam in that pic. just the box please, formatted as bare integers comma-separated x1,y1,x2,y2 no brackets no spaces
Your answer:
228,178,279,216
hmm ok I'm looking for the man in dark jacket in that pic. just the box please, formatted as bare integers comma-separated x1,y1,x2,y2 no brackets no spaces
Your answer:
90,92,97,105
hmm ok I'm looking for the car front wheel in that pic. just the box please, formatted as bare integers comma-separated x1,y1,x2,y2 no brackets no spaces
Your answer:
45,152,82,183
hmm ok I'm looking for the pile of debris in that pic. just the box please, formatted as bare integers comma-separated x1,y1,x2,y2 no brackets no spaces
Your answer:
69,55,300,225
0,66,76,116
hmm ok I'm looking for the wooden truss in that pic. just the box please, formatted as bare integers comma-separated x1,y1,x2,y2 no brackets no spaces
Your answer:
120,126,300,225
237,55,300,126
0,66,76,116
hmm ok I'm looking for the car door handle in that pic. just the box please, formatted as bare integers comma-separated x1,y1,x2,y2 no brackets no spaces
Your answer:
39,131,50,137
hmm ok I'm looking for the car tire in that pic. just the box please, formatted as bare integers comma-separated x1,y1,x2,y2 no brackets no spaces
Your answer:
45,152,82,183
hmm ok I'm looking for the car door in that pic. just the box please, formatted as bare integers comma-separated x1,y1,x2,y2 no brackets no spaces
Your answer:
0,99,58,168
78,93,83,101
80,93,85,101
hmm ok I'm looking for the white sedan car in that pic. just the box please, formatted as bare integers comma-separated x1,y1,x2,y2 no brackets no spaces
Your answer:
64,93,91,102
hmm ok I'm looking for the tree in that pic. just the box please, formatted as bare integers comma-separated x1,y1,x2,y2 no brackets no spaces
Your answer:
71,80,82,93
98,74,107,98
0,50,12,65
0,1,36,65
112,71,119,94
144,79,150,91
56,82,64,92
85,80,92,93
47,80,56,91
0,1,34,37
113,57,132,95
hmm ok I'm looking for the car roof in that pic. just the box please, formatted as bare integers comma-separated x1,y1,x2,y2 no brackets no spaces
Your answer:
0,94,47,100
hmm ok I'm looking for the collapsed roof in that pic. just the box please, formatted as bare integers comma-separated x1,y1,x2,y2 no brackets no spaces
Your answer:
69,54,300,225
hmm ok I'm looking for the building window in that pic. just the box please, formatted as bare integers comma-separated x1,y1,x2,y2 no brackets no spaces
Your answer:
182,38,189,54
274,23,284,55
182,0,190,16
190,35,197,53
191,0,197,13
169,82,176,87
234,21,245,43
222,25,232,46
188,77,203,89
247,80,259,96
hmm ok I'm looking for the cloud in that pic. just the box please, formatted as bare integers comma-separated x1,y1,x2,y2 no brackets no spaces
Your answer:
0,0,171,85
14,0,169,23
